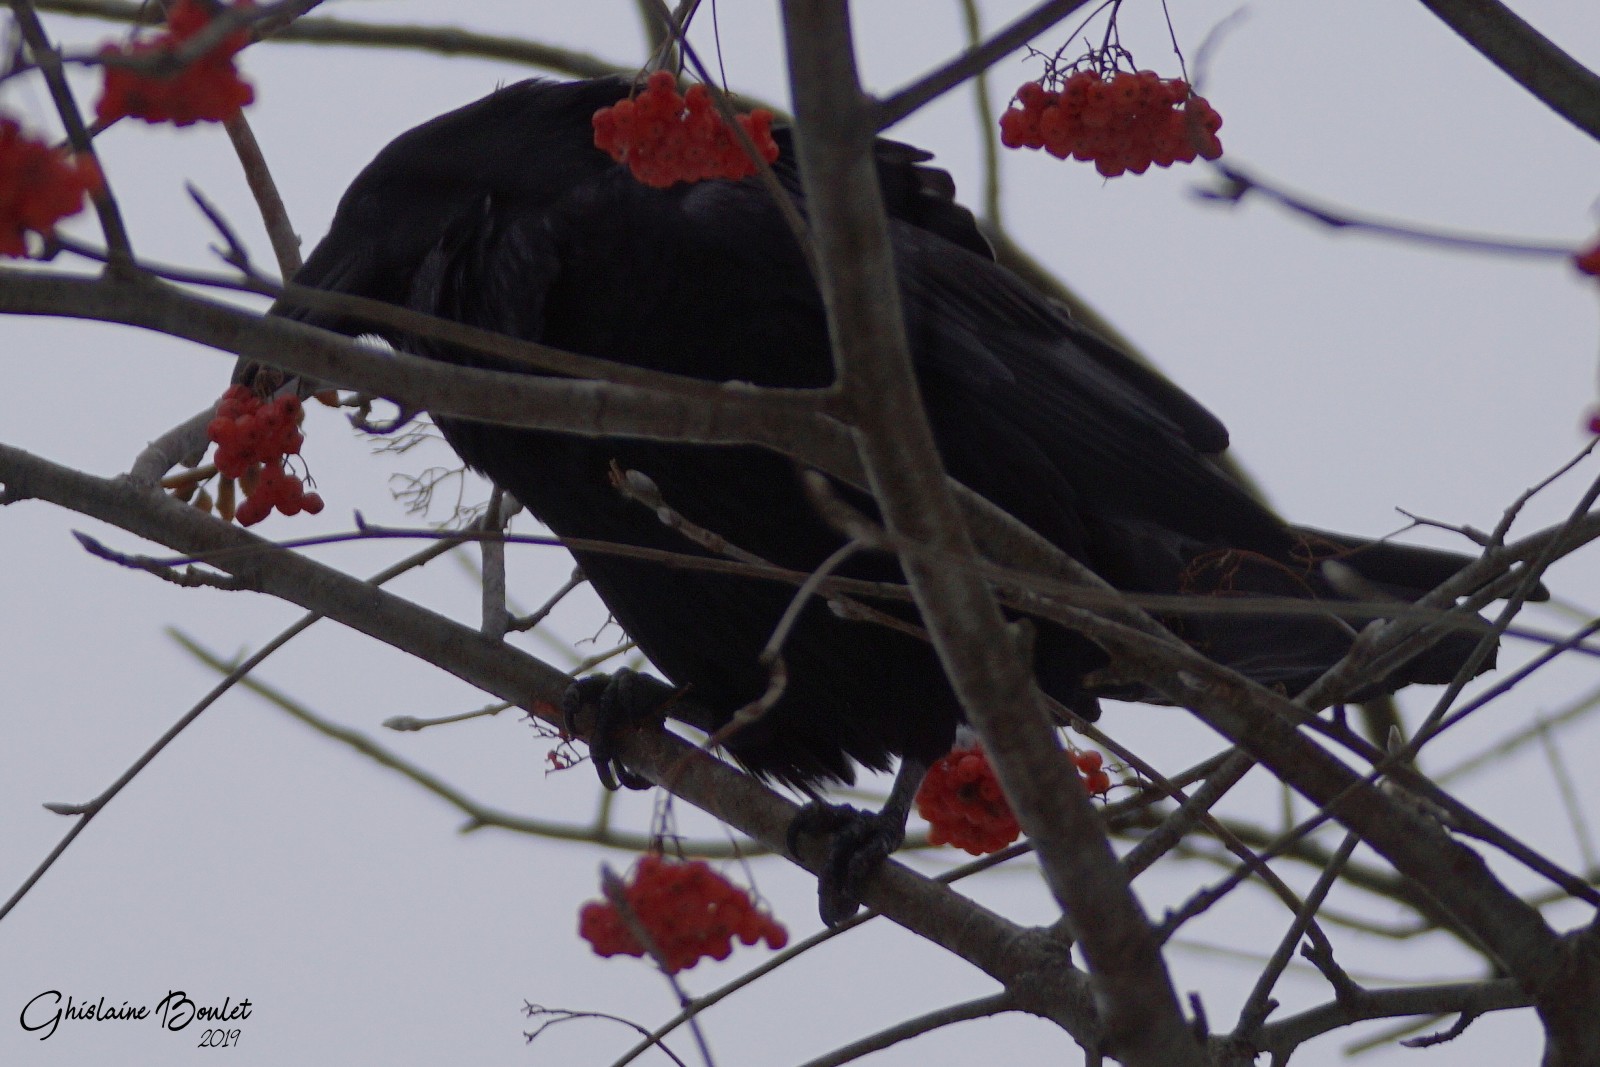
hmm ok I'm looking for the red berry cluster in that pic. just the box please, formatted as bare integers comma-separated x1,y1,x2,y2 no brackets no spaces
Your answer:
0,116,102,257
917,744,1114,855
1000,70,1223,178
915,744,1021,855
206,384,322,526
97,0,255,127
578,856,788,973
592,71,779,189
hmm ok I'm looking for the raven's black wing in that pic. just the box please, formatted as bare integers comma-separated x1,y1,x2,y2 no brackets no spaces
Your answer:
281,78,1493,782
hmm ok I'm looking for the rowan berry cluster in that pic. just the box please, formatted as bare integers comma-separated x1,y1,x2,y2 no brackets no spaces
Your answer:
578,856,788,973
916,744,1113,855
592,71,779,189
97,0,255,126
0,117,102,257
1000,70,1223,178
206,384,322,526
915,744,1021,855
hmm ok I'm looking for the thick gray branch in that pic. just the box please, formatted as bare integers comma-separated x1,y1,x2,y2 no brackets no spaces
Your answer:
0,268,852,456
1415,0,1600,142
0,439,1101,1040
780,4,1202,1064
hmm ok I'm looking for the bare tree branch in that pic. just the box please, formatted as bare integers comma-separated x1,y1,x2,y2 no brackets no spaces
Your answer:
1414,0,1600,142
790,992,1018,1067
1255,977,1530,1062
780,4,1201,1063
874,0,1098,130
0,268,858,459
32,0,629,80
222,112,302,277
0,438,1103,1041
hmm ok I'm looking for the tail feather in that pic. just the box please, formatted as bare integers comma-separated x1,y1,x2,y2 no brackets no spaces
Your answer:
1050,524,1510,711
1291,526,1546,602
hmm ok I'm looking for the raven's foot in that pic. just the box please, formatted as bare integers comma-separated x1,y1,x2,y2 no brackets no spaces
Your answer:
787,802,907,926
561,668,674,792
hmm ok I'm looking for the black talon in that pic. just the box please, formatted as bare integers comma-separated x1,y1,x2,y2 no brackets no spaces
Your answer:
789,802,907,925
561,667,671,791
785,755,930,925
785,801,857,857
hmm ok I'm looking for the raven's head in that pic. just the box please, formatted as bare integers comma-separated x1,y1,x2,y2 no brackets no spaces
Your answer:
277,77,632,331
236,78,632,392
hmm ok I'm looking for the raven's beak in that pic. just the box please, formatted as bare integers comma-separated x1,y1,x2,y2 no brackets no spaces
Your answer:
233,240,376,394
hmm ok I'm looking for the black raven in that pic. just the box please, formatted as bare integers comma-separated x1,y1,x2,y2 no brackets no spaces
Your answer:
270,77,1499,916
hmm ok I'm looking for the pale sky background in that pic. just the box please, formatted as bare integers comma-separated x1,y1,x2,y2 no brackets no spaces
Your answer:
3,1,1600,1064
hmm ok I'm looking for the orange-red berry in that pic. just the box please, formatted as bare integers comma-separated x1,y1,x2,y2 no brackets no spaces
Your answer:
0,117,102,257
916,744,1021,855
96,0,255,127
1000,71,1223,177
578,856,787,973
201,384,320,526
592,75,779,188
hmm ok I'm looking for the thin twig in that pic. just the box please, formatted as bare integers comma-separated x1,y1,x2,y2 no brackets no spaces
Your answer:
509,565,587,633
1257,976,1529,1061
175,632,762,855
0,534,460,926
641,0,815,276
222,112,302,278
36,0,632,78
608,842,1042,1067
956,0,1002,227
384,700,512,732
789,993,1017,1067
1436,680,1600,784
1199,162,1580,261
599,864,717,1067
524,1004,690,1067
76,531,252,588
875,0,1099,130
1234,833,1360,1037
1537,716,1600,874
479,487,510,639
